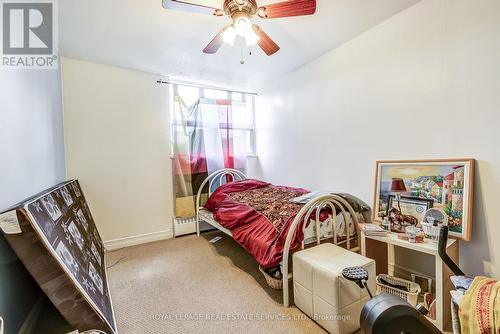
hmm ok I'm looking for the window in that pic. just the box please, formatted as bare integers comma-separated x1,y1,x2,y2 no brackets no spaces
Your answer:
171,84,256,156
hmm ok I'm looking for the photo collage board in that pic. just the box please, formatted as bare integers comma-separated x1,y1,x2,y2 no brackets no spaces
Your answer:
26,180,116,331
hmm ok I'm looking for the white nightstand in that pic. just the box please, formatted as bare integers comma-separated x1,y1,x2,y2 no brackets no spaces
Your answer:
360,228,458,332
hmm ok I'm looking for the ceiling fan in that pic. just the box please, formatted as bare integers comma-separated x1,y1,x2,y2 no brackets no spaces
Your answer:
162,0,317,56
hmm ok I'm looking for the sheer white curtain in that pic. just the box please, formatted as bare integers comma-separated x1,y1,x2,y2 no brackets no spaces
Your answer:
172,95,248,218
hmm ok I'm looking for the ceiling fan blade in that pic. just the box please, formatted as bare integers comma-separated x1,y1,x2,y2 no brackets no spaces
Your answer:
257,0,316,19
252,25,280,56
203,28,226,54
162,0,224,16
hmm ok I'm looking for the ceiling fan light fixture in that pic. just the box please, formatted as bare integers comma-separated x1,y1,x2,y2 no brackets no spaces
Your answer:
245,30,260,46
233,15,259,46
234,16,252,37
221,26,237,46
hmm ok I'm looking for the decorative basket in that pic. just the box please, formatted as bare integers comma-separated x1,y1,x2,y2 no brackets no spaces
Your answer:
259,266,283,290
376,274,421,306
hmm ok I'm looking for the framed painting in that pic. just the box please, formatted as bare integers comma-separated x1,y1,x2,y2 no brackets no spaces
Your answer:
373,159,475,240
387,195,434,223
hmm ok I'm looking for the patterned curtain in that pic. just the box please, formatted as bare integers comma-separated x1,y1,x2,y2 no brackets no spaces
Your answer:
172,95,248,219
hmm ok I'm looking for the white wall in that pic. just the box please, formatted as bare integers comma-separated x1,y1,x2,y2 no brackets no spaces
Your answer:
0,69,65,210
0,67,66,332
254,0,500,278
62,58,174,244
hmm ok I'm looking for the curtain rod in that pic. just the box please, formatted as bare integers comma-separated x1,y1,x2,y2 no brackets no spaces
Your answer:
156,80,258,96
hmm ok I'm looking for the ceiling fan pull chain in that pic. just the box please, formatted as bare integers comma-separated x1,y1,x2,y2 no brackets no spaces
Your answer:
240,45,246,64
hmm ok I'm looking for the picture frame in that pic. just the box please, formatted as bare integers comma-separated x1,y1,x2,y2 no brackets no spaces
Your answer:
373,159,475,241
387,195,434,224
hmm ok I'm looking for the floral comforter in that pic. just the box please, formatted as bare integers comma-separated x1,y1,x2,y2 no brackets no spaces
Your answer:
204,179,317,268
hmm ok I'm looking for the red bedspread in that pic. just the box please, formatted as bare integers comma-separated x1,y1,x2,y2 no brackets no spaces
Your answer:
204,179,310,268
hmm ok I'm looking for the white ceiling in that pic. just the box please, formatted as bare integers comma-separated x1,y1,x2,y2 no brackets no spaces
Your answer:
60,0,420,91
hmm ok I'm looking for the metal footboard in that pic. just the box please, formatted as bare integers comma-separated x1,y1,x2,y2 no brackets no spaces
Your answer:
195,169,361,307
281,194,361,307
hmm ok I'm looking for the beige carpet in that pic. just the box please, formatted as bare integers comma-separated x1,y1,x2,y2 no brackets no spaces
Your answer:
106,231,327,334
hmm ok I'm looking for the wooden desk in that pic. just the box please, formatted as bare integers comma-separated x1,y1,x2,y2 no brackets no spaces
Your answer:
360,230,458,332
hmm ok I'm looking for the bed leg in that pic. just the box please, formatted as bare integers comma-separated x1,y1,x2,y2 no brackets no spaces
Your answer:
196,214,200,237
283,263,290,307
283,282,289,307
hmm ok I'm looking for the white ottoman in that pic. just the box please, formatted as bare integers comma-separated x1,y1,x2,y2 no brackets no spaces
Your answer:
293,243,376,334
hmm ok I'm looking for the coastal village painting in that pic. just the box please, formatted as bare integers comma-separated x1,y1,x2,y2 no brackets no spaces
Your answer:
374,160,474,240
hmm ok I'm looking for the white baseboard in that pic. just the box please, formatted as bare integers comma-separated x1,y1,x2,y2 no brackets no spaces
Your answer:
104,229,173,251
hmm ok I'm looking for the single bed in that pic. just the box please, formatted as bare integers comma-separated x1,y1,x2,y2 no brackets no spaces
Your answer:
195,169,370,307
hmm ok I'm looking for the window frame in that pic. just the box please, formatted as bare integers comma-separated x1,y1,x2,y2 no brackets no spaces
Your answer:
170,83,257,157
